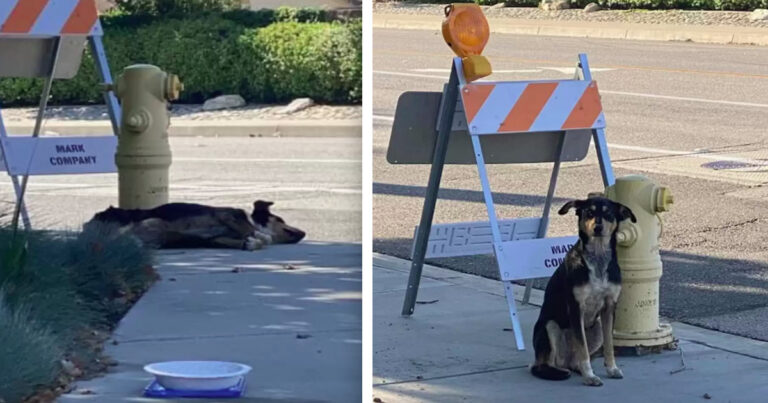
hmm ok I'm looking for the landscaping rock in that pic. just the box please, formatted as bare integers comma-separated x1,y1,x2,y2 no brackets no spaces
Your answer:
749,9,768,22
279,98,315,114
583,2,601,13
490,2,506,9
202,95,246,111
61,359,82,377
540,0,570,11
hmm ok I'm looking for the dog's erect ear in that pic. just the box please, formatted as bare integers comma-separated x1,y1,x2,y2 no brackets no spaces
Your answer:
558,199,585,216
616,203,637,223
253,200,274,212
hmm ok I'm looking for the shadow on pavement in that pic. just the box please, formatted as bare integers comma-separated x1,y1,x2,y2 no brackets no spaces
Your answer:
373,237,768,342
373,182,569,208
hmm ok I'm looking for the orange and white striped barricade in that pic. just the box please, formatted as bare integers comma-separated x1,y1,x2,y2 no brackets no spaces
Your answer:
388,54,615,350
0,0,121,229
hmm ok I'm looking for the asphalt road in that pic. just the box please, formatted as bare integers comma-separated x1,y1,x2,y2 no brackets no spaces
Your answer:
373,28,768,341
0,136,362,243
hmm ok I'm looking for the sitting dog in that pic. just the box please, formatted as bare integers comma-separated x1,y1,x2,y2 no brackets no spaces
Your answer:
530,197,636,386
84,200,305,250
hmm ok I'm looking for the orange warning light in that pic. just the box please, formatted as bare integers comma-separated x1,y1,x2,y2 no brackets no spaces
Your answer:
442,3,490,58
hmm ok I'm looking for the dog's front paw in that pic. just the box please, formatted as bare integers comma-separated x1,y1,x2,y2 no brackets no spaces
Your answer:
583,375,603,387
606,366,623,379
243,236,264,251
251,231,273,245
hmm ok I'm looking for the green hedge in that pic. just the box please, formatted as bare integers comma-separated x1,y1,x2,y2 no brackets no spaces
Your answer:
0,11,361,106
115,0,242,16
410,0,768,10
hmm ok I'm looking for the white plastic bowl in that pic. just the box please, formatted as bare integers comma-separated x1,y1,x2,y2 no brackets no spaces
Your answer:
144,361,252,391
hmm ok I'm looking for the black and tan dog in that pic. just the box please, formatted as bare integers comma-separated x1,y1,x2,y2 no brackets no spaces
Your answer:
530,197,636,386
84,200,305,250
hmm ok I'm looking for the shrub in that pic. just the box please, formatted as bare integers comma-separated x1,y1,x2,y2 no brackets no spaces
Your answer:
115,0,242,16
0,13,362,106
241,20,363,103
275,6,331,22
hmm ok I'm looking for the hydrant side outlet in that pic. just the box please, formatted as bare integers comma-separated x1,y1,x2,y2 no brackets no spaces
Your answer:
114,64,180,209
606,175,675,350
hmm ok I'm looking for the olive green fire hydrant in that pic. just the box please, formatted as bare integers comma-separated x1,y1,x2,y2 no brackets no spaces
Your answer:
604,175,676,352
112,64,183,209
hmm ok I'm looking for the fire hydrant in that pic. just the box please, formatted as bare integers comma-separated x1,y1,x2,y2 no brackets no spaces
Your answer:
604,175,676,352
112,64,182,209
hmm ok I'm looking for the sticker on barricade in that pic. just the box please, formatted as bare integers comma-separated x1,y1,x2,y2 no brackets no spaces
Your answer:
497,236,579,281
0,136,117,175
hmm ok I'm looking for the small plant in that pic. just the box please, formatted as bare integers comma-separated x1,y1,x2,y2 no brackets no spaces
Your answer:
0,225,155,401
0,297,63,403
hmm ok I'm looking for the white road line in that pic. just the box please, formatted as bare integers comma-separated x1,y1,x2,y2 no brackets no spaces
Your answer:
410,67,615,74
375,70,451,80
374,114,768,166
373,70,768,109
373,115,394,122
0,183,362,194
608,143,768,167
539,67,616,74
175,157,361,164
600,90,768,109
412,68,543,74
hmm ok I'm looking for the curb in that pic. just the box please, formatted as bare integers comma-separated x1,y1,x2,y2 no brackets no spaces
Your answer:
373,13,768,46
5,119,362,138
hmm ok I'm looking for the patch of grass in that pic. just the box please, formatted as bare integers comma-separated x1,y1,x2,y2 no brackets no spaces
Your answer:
0,224,156,402
0,299,63,403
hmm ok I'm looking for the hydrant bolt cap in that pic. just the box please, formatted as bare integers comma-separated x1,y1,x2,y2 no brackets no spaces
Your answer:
165,74,183,101
656,187,673,212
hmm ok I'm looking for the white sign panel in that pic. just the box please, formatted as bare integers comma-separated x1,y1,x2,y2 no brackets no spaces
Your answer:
498,236,579,281
414,217,541,259
0,136,117,175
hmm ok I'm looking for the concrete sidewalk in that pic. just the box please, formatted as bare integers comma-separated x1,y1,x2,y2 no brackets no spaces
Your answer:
60,242,362,402
4,119,362,138
373,13,768,46
373,253,768,402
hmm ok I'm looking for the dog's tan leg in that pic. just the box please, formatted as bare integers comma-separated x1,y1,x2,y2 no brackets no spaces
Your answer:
545,321,562,368
210,236,263,251
602,303,623,379
569,309,602,386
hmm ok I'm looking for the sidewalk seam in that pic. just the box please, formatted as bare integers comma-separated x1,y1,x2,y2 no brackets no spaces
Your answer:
374,364,529,387
684,339,768,362
117,327,361,344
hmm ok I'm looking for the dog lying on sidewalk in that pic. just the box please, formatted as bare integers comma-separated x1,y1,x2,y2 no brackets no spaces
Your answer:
84,200,305,250
530,197,636,386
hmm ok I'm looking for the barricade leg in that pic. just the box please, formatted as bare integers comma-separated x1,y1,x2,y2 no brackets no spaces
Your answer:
401,65,460,316
470,134,525,350
0,108,30,229
89,36,121,135
593,128,615,187
10,38,62,232
523,131,566,305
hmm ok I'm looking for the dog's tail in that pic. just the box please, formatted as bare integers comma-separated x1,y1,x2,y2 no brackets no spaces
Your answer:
531,364,571,381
